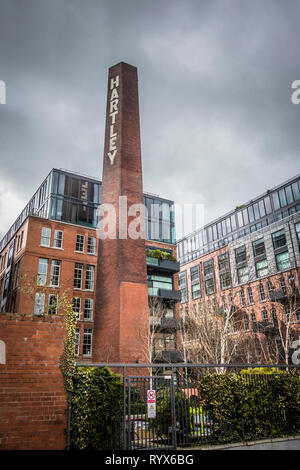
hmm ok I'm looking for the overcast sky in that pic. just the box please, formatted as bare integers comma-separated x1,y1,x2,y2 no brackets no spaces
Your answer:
0,0,300,241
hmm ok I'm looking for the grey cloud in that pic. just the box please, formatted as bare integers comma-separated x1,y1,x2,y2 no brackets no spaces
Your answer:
0,0,299,239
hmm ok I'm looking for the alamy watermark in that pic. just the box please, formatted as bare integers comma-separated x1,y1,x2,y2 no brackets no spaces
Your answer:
291,339,300,365
0,80,6,104
291,80,300,104
96,197,204,241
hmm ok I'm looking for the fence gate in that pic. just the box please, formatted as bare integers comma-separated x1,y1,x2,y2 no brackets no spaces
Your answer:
126,375,175,450
125,373,213,450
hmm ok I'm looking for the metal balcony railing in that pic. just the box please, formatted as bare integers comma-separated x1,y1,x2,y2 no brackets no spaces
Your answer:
146,256,180,273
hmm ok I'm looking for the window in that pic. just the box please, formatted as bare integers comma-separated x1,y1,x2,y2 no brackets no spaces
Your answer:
205,278,215,295
203,259,214,277
20,231,24,250
73,297,81,319
83,329,92,356
295,223,300,243
259,283,266,301
247,287,254,304
237,266,249,284
252,238,265,257
85,265,95,290
48,294,58,315
285,185,294,205
53,230,63,248
37,258,48,286
34,292,45,316
87,236,96,254
256,259,268,278
273,192,280,211
84,299,93,320
190,266,201,299
12,260,21,289
41,227,51,246
240,289,246,307
275,251,291,271
220,272,231,290
74,263,83,289
148,274,173,293
272,229,287,250
271,307,278,326
76,234,85,252
178,271,188,303
50,260,61,286
190,265,199,283
71,178,79,198
75,328,80,356
243,313,249,331
235,246,247,265
190,283,200,299
262,309,268,322
218,253,230,272
292,181,300,200
279,276,287,295
278,188,287,208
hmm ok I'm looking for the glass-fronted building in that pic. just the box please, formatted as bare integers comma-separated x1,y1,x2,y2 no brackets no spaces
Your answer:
0,168,176,251
177,173,300,264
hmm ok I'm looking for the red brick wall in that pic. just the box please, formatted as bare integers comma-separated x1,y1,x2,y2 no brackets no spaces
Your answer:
0,313,67,450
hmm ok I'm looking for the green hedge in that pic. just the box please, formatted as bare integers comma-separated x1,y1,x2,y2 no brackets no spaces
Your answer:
70,366,123,450
197,371,300,443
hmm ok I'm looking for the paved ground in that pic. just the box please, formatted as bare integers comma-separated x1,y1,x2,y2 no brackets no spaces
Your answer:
228,439,300,450
182,436,300,451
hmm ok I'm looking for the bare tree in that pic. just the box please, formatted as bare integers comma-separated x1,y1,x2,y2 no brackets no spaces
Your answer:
179,290,244,373
137,296,177,376
269,273,300,366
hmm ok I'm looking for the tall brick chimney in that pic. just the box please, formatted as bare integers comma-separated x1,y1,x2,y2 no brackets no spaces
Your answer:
93,62,149,365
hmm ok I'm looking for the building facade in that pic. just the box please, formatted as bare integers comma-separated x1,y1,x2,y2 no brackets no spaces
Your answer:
0,167,180,363
177,174,300,363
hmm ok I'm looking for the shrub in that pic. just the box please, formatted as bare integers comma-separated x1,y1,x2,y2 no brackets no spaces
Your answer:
71,366,123,450
196,371,300,443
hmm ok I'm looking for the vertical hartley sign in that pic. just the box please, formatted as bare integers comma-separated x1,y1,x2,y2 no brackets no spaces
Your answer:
147,389,156,418
107,75,119,165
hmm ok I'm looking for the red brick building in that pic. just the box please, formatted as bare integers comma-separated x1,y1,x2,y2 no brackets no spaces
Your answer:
176,174,300,363
0,208,179,363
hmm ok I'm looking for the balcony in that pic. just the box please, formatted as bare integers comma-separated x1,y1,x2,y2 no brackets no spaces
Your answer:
257,321,278,335
150,316,180,331
152,349,183,363
269,289,286,302
146,256,180,273
269,288,300,303
148,286,181,301
162,349,184,363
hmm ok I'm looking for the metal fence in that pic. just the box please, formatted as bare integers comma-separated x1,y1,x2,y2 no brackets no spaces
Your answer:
69,363,300,450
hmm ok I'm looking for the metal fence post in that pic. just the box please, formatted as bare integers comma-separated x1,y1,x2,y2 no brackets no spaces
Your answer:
127,376,132,450
170,367,177,450
123,366,127,450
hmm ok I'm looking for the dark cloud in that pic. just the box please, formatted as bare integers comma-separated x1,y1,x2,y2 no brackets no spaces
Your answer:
0,0,300,238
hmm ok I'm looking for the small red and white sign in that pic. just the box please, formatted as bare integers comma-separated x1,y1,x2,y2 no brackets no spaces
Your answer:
147,390,156,403
147,390,156,418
